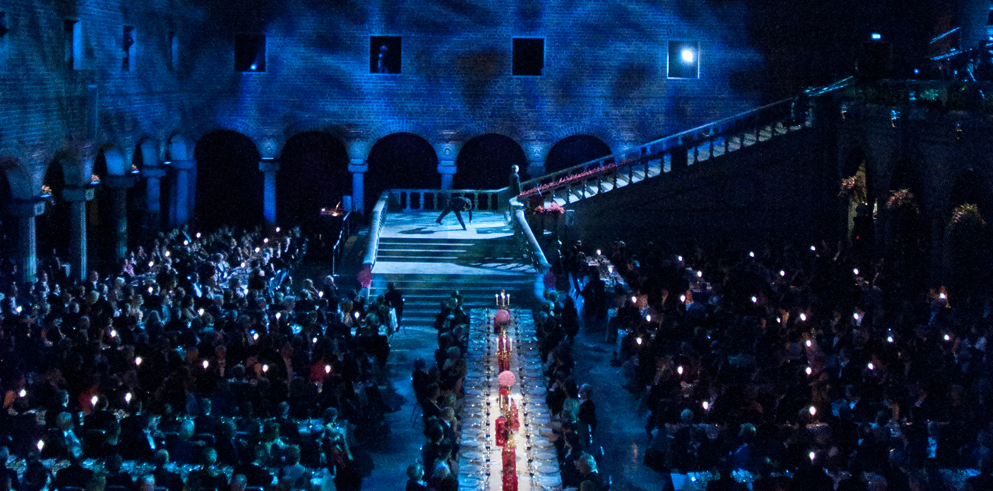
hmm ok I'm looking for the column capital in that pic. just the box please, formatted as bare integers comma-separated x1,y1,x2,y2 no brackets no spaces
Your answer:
438,161,457,175
349,159,368,173
63,186,95,202
7,199,45,217
259,158,281,173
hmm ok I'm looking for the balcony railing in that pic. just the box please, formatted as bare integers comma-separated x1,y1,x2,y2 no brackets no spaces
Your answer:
385,188,508,213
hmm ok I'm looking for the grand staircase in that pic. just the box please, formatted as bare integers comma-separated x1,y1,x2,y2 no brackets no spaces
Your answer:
368,211,539,332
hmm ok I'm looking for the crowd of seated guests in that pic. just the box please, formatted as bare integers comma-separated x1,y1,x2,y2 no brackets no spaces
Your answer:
0,224,396,491
562,238,993,491
533,292,603,491
408,294,469,491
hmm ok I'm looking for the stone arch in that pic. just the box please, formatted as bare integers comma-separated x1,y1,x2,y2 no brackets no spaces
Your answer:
132,138,159,170
193,130,263,229
277,131,350,226
365,132,439,212
0,146,43,200
53,142,97,187
453,134,528,189
451,122,524,145
550,122,617,155
366,120,435,146
545,134,613,174
281,120,353,145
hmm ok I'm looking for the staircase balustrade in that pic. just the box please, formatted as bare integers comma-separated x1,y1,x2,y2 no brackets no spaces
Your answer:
363,191,391,271
386,188,507,213
510,198,552,273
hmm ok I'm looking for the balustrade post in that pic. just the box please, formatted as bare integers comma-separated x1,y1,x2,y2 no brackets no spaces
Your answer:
349,159,368,213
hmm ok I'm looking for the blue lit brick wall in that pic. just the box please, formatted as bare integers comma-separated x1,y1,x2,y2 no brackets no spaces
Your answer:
0,0,762,174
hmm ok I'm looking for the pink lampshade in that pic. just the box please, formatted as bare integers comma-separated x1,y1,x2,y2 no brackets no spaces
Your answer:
495,309,511,324
498,370,516,387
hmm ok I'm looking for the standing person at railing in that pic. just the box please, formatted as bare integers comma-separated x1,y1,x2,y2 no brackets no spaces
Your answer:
509,165,521,196
435,195,473,231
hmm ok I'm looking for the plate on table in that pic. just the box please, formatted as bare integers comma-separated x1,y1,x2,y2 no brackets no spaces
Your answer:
535,474,562,489
462,451,486,462
528,387,547,396
532,450,557,461
530,439,554,449
459,477,480,491
537,464,559,475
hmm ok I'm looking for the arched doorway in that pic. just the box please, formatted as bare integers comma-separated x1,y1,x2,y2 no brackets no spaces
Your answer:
545,135,611,174
453,134,527,189
882,158,928,292
37,162,68,260
365,133,438,212
277,132,350,226
193,130,263,229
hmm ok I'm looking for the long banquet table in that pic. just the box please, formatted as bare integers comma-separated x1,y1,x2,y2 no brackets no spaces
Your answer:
458,309,563,491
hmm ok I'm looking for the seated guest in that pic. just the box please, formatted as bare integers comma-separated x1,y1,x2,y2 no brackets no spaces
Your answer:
406,463,428,491
136,475,155,491
152,450,184,491
54,455,94,491
104,453,135,491
228,474,248,491
120,415,159,462
277,446,309,491
0,446,21,491
233,446,274,488
43,412,84,460
575,453,603,491
189,447,228,491
166,419,202,465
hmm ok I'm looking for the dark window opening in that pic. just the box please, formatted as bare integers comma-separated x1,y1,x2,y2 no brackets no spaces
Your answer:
64,20,80,70
513,38,544,76
667,40,700,79
235,34,266,72
370,36,401,74
122,26,134,71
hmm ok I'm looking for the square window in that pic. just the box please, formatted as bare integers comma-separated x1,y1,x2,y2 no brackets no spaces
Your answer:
667,40,699,79
370,36,401,74
513,38,543,76
235,33,266,72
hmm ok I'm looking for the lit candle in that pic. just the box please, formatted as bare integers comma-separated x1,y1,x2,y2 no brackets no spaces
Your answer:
808,406,816,416
636,337,642,345
90,395,98,406
253,332,259,341
325,365,331,374
125,393,132,403
196,232,201,238
810,245,816,251
198,308,204,316
853,268,859,275
677,255,683,262
148,261,154,268
184,240,189,246
318,291,324,298
697,271,703,278
646,315,651,322
867,362,874,370
702,401,709,411
312,337,318,344
780,270,785,277
110,329,117,338
202,360,209,369
18,389,26,398
751,296,757,303
264,238,269,244
749,251,754,258
944,334,951,341
677,365,683,375
135,356,142,366
799,313,807,322
37,440,44,452
809,451,816,462
805,339,812,347
275,227,281,233
887,336,894,343
805,366,812,375
262,364,269,373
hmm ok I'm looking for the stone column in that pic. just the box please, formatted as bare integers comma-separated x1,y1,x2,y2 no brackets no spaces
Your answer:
170,159,194,226
63,186,95,282
433,141,462,190
349,159,368,213
260,158,280,225
7,199,45,284
103,174,135,261
438,161,457,190
142,163,167,234
523,141,551,178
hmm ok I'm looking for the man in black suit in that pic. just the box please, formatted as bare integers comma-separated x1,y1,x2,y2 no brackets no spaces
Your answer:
436,195,473,231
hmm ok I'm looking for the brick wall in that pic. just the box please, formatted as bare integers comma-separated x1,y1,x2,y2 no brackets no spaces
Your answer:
0,0,762,188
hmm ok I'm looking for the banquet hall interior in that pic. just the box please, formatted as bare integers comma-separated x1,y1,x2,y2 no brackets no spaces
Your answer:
3,0,993,490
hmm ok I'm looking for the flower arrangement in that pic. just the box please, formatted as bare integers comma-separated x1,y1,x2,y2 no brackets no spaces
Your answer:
949,203,986,231
839,166,867,203
498,370,516,387
530,202,565,215
885,189,916,211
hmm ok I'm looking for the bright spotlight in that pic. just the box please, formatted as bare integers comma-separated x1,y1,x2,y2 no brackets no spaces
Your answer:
681,48,695,63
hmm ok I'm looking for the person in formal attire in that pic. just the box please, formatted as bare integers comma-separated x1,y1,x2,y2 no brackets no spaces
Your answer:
104,453,135,491
384,282,404,332
508,165,521,196
406,463,428,491
436,196,473,231
152,450,184,491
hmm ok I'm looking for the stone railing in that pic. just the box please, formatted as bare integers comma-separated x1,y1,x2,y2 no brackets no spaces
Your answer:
519,77,854,205
386,188,508,212
362,191,392,273
510,198,552,273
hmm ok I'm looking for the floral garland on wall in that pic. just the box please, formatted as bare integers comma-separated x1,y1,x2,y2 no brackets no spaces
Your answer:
517,162,621,199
